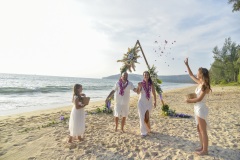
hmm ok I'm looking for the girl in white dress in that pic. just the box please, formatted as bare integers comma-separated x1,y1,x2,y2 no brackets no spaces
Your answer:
137,71,156,136
184,58,211,156
68,84,86,143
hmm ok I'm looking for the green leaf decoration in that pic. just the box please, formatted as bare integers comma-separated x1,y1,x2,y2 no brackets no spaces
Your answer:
157,79,162,84
148,65,163,94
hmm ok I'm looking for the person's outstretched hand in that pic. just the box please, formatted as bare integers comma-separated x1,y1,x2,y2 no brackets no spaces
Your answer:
184,58,189,66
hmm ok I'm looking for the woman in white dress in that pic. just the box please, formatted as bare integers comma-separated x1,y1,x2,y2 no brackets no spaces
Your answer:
68,84,86,143
137,71,156,136
184,58,211,156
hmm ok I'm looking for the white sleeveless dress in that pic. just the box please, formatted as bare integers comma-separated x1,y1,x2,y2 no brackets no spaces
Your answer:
194,87,208,126
137,88,153,135
69,96,85,137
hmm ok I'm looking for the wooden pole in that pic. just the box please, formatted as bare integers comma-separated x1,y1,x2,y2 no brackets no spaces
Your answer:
135,40,150,70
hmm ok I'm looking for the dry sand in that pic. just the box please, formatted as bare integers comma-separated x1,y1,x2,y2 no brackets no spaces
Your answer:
0,86,239,160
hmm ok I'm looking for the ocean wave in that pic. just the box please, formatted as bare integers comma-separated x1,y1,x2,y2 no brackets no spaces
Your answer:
0,86,70,95
0,85,113,95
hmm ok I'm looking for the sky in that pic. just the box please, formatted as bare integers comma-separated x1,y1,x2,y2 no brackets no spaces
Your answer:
0,0,239,78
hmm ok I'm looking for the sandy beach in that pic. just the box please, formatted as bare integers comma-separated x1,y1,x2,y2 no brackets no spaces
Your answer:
0,85,239,160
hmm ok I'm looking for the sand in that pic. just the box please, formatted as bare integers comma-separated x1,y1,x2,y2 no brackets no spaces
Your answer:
0,85,239,160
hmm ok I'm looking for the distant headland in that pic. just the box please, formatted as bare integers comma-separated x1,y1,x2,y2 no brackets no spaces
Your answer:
102,74,195,83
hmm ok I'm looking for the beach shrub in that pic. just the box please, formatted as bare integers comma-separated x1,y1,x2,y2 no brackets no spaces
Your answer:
238,73,240,83
220,80,227,84
161,104,191,118
161,104,175,116
88,105,113,114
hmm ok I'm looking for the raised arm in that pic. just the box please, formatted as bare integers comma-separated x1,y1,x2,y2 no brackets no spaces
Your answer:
184,58,200,84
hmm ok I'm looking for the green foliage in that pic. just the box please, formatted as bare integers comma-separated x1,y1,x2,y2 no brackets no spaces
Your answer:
148,65,163,94
238,73,240,83
88,105,113,114
212,82,240,86
228,0,240,12
156,79,162,84
219,80,227,85
161,104,175,116
210,37,240,84
96,106,113,114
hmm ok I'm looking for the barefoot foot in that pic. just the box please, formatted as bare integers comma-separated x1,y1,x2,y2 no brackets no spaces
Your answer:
195,151,208,156
68,137,73,143
77,136,83,141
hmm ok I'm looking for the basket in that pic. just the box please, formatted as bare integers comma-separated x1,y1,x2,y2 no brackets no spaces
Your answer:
82,97,90,105
186,93,197,99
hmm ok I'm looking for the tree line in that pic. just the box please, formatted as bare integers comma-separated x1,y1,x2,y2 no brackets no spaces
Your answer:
210,37,240,84
210,2,239,84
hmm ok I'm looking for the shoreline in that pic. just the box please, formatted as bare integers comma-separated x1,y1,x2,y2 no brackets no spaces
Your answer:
0,84,195,119
1,85,239,159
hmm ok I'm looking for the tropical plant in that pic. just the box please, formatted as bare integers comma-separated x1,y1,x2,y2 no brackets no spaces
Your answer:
228,0,240,12
210,37,239,84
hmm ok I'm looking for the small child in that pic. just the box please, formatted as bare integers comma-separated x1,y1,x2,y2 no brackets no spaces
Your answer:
68,84,86,143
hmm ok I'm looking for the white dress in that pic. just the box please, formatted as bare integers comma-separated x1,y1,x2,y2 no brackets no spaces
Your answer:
137,88,153,135
69,96,85,137
113,81,135,117
194,87,208,126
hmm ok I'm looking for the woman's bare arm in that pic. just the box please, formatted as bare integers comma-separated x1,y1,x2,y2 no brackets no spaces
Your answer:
184,58,200,84
186,89,208,103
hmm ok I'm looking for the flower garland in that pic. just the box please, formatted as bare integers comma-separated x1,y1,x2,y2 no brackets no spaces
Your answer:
142,80,151,100
118,79,129,96
117,46,141,74
161,104,191,118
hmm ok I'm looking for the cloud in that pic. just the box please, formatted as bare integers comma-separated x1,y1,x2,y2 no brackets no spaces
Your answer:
0,0,239,77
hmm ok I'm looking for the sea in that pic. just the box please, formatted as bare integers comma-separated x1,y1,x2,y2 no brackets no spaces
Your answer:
0,73,194,116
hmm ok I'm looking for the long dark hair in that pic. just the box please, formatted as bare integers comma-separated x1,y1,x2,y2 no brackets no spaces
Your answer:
143,71,152,85
198,68,211,92
72,84,82,102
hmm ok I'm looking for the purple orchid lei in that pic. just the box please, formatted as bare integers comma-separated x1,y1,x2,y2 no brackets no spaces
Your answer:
142,80,151,100
118,79,128,96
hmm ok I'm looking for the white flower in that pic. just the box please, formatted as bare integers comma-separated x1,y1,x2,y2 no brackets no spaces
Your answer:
128,52,134,60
